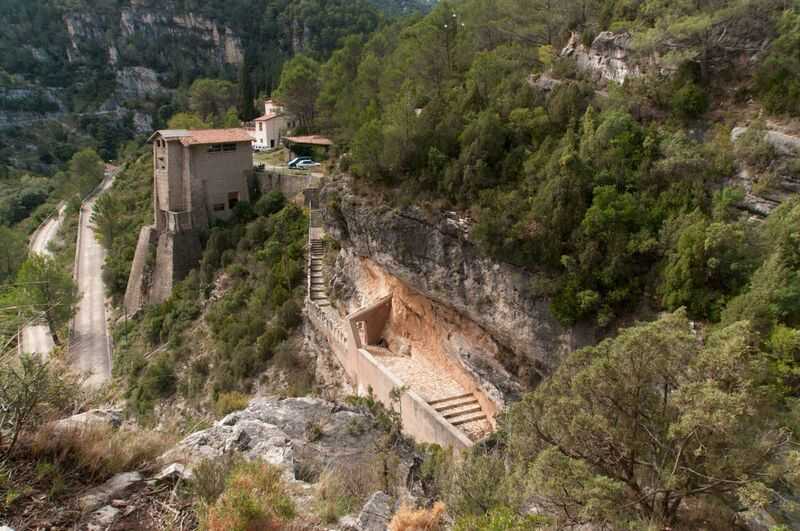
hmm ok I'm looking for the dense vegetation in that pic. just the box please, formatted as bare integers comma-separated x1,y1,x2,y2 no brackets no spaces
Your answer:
296,0,800,329
246,0,800,527
105,189,308,417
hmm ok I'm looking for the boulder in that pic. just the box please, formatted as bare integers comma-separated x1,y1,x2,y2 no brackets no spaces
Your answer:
160,397,386,481
154,462,192,482
356,492,395,531
52,409,123,432
78,472,143,512
89,505,120,528
341,492,395,531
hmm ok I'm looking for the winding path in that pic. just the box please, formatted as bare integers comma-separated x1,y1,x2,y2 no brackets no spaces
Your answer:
69,170,116,388
19,203,67,356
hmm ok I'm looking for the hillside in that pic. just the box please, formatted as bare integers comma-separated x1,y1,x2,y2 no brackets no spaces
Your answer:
2,0,800,530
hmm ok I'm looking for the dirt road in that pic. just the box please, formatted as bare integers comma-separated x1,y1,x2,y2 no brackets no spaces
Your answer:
19,203,67,356
70,171,115,388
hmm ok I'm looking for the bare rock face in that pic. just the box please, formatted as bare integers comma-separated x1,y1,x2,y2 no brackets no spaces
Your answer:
115,67,167,100
160,397,389,480
561,31,639,84
321,178,595,379
730,126,800,217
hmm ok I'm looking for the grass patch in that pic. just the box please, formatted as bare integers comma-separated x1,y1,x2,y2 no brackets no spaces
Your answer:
200,460,296,531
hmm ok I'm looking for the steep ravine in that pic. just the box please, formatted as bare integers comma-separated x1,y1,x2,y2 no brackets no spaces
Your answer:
321,178,597,385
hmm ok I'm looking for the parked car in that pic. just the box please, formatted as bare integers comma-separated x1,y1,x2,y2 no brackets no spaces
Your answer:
287,156,312,168
295,160,321,169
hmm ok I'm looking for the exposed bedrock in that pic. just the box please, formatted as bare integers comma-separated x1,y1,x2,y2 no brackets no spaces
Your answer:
321,178,596,383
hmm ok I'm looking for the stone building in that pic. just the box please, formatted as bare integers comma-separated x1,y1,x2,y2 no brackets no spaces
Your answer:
253,99,296,150
123,128,253,315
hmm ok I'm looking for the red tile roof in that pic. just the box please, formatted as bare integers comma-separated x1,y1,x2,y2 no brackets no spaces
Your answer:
178,129,254,146
284,135,334,147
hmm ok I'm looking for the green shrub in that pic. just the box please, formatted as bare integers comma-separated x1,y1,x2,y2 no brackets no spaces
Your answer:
735,123,776,172
255,191,287,217
671,81,709,119
756,10,800,115
453,506,550,530
202,460,296,531
214,391,250,417
192,454,242,505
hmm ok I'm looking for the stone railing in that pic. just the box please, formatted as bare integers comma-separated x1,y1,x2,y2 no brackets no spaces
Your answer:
307,299,348,347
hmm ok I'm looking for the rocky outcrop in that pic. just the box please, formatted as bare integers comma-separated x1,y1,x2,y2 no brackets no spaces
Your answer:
115,67,168,100
561,31,640,84
730,126,800,216
79,472,143,512
51,409,123,432
321,178,595,380
342,491,396,531
160,397,394,479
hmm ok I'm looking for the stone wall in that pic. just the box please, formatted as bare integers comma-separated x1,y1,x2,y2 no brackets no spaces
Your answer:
123,225,157,316
256,169,321,202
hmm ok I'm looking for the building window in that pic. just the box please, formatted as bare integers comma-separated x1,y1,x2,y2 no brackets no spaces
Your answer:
213,203,225,212
207,143,237,153
228,191,240,210
270,139,275,148
258,123,263,131
157,157,166,170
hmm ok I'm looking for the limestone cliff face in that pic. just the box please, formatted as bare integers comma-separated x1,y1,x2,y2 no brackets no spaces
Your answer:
321,178,596,382
63,6,243,69
561,31,641,85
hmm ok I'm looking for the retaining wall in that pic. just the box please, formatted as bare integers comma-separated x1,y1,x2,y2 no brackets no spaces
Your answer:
256,169,321,200
306,297,472,451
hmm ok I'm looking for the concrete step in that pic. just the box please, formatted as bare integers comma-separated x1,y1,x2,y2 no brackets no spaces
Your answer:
428,393,473,406
435,398,479,413
442,406,483,420
451,414,488,427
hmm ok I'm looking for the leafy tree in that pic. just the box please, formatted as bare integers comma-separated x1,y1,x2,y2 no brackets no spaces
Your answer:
0,226,25,283
0,354,72,462
167,112,211,130
68,148,104,199
92,193,122,250
756,8,800,115
660,211,760,320
237,56,258,121
350,119,385,180
508,309,798,526
15,255,77,344
189,78,237,122
275,54,321,128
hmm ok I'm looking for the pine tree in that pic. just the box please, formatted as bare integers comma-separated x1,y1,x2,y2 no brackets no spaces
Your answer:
238,57,258,122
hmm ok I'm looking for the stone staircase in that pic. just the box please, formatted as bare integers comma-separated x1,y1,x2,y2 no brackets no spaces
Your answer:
309,210,329,308
428,393,489,438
